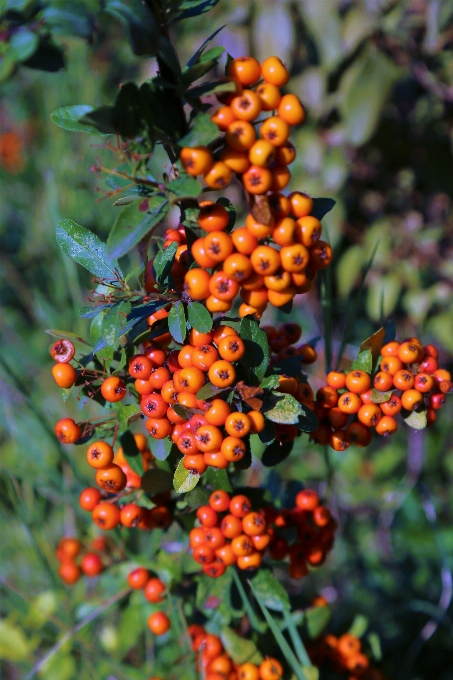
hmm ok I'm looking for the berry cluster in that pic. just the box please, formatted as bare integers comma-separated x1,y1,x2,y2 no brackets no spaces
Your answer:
189,488,336,579
309,632,387,680
126,568,171,637
79,433,172,532
311,338,452,450
56,535,106,585
264,321,318,365
50,339,78,389
188,623,283,680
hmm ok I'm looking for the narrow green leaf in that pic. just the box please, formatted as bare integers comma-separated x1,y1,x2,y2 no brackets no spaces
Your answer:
173,458,200,493
203,467,232,492
220,626,262,665
187,302,212,333
79,106,116,134
240,317,269,381
107,195,169,260
196,384,231,400
283,609,313,668
154,241,178,284
168,301,187,344
172,0,221,22
51,105,111,134
56,219,122,281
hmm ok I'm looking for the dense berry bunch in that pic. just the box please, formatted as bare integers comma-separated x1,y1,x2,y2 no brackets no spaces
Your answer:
56,535,106,584
189,488,336,579
309,631,387,680
188,623,284,680
126,568,171,636
311,338,452,450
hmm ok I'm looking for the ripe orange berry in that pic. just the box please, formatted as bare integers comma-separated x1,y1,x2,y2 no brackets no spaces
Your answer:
147,611,170,636
223,253,253,283
242,165,273,195
230,227,258,256
295,215,322,247
289,191,313,218
345,370,371,394
52,363,77,388
241,271,265,291
204,231,234,263
204,161,232,190
259,657,284,680
242,511,266,536
212,324,238,344
237,551,262,570
215,544,237,566
375,415,398,436
326,371,346,390
271,165,291,192
211,105,237,130
79,487,101,511
398,340,423,364
101,376,126,402
225,120,256,151
330,429,350,451
251,245,281,276
393,369,415,391
54,417,81,444
278,93,305,126
269,192,291,219
309,240,333,270
183,453,207,474
95,464,127,492
198,202,229,232
255,82,282,111
127,567,149,589
231,534,254,556
275,142,296,166
248,139,276,168
373,371,394,391
414,373,435,393
204,451,229,469
175,366,205,394
239,663,260,680
205,398,231,426
380,356,403,374
357,403,382,427
225,412,251,438
86,441,114,469
205,295,232,313
261,56,290,86
316,385,338,408
272,216,296,246
337,392,362,414
245,214,274,239
220,147,250,173
195,424,223,453
180,146,213,176
209,489,231,512
208,360,236,388
230,494,252,518
146,417,172,439
264,270,292,292
260,116,290,146
184,268,211,300
58,561,81,585
218,335,245,362
191,237,217,268
92,502,121,530
221,513,243,539
57,537,81,560
346,421,372,447
241,286,269,308
401,388,424,411
231,91,262,121
228,56,261,85
280,243,309,272
189,329,213,346
144,577,166,603
191,345,219,372
209,271,239,301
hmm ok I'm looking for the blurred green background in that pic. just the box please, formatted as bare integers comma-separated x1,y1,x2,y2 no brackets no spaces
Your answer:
1,1,453,679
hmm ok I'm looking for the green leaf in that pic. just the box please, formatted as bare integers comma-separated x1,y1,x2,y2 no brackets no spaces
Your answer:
403,406,428,430
264,393,304,425
168,302,187,344
100,301,131,349
250,570,290,612
305,605,332,639
9,28,38,62
187,302,212,333
116,404,142,434
196,383,230,401
260,375,280,390
220,626,262,665
120,431,144,476
107,195,169,260
173,458,200,493
187,26,226,67
153,241,178,284
140,81,186,142
295,408,319,433
151,438,174,461
113,82,150,139
240,317,269,381
310,197,336,221
351,348,372,373
203,467,232,492
78,106,116,135
166,176,202,198
141,468,173,494
40,4,94,39
181,52,224,86
172,0,221,22
105,0,160,57
56,220,122,281
359,327,386,371
261,440,293,467
370,389,393,404
179,112,219,147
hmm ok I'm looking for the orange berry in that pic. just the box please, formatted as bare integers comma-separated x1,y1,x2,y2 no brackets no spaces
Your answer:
269,192,291,218
184,268,211,300
248,140,276,168
245,213,274,239
225,120,256,151
86,441,114,469
52,362,77,388
180,146,213,176
220,147,250,173
260,116,290,146
401,388,424,411
271,165,291,192
204,161,232,190
204,231,234,263
250,245,281,276
228,56,261,85
280,243,309,272
295,215,322,247
95,464,127,492
345,369,371,394
278,93,305,126
101,376,126,402
230,91,262,121
275,142,296,166
255,82,282,111
248,410,265,434
242,165,273,195
198,202,229,232
92,502,121,530
261,56,290,86
147,611,170,636
225,412,251,438
208,360,236,388
191,238,217,268
309,240,333,270
375,415,398,436
209,271,240,301
205,398,231,426
211,105,237,131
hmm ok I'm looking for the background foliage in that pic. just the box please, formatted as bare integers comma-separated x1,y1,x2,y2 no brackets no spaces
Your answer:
1,1,453,678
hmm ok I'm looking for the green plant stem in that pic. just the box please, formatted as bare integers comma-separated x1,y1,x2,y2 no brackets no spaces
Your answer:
231,569,266,632
283,608,312,667
23,588,131,680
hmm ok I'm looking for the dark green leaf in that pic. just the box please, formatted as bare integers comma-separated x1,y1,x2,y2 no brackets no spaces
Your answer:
168,301,187,344
272,355,305,379
186,25,226,67
172,403,195,420
140,81,186,142
240,317,269,381
310,197,336,220
105,0,160,57
107,195,169,260
153,241,178,284
56,219,122,281
113,82,149,138
79,106,116,135
100,301,131,349
120,430,143,476
173,458,200,493
51,105,112,135
351,348,373,373
23,37,64,72
172,0,221,22
261,440,293,467
188,78,237,100
187,302,212,333
179,112,219,147
203,467,232,492
359,327,386,371
141,468,173,494
196,383,231,401
167,176,202,198
263,392,304,425
383,319,396,343
181,54,223,86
